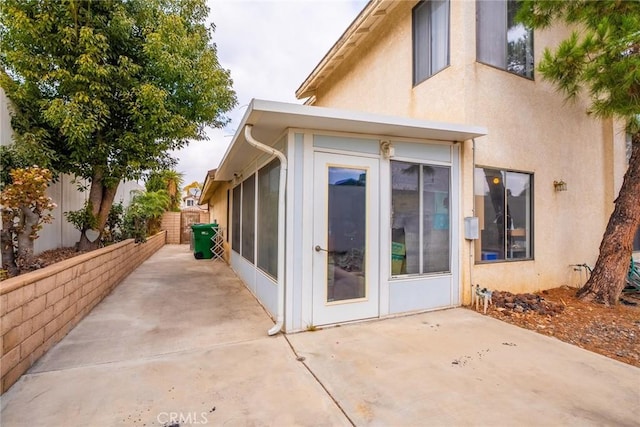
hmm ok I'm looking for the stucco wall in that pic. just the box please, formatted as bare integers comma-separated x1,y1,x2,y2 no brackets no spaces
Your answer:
310,1,627,298
206,182,231,263
0,231,166,394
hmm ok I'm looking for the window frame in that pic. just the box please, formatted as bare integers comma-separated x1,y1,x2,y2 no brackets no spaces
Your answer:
474,166,534,263
412,0,451,86
257,159,280,279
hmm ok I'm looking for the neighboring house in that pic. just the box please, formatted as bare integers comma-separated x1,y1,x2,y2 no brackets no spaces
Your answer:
182,195,198,208
0,88,142,256
198,0,640,333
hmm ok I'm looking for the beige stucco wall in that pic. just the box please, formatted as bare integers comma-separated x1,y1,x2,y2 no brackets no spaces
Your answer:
206,182,231,263
311,1,627,299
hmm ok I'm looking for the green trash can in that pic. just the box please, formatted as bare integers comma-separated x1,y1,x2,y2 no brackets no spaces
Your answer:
191,223,217,259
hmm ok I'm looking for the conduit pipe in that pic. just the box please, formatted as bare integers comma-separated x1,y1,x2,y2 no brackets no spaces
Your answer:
244,125,288,336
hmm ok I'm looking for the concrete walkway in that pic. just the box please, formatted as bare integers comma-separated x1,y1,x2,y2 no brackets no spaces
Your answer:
1,245,638,426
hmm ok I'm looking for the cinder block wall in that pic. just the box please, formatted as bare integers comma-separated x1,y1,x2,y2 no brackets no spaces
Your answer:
0,231,166,394
161,212,181,244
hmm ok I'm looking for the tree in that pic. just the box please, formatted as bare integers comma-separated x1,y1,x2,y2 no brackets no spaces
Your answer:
122,190,170,243
518,1,640,305
0,0,237,251
145,169,184,211
0,167,56,276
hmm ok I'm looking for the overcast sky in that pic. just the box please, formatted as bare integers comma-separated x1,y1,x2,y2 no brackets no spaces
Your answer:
171,0,369,187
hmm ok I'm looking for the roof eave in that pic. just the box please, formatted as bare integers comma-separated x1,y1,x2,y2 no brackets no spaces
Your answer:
296,0,398,100
214,99,487,182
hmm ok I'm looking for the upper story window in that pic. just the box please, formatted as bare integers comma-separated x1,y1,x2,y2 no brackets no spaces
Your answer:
186,199,194,207
474,167,533,262
413,0,450,85
477,0,534,79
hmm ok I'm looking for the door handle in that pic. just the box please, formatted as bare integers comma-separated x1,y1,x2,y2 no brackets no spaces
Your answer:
315,245,328,252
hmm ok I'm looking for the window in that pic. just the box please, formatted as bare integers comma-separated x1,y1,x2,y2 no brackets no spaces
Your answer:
474,167,533,261
477,0,534,79
413,0,450,85
241,174,255,263
391,161,450,275
186,199,194,207
257,160,280,278
231,185,241,252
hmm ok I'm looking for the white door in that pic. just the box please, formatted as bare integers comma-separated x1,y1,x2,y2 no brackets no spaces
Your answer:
312,152,379,326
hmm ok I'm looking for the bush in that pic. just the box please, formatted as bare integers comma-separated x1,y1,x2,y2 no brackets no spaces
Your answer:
121,190,169,243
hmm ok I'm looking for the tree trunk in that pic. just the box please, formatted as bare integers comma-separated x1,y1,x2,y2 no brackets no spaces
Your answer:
0,209,18,277
578,131,640,305
78,171,119,251
15,205,39,272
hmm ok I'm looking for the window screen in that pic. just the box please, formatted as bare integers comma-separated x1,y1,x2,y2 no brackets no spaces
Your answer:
231,185,241,253
241,174,255,263
257,160,279,278
477,0,534,79
413,0,450,85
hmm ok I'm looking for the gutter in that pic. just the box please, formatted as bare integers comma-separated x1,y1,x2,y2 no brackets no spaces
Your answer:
244,125,288,336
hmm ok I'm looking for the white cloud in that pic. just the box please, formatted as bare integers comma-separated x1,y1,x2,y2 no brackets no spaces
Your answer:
171,0,368,186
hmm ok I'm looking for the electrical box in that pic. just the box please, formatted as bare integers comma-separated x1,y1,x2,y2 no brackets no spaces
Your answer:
464,217,479,240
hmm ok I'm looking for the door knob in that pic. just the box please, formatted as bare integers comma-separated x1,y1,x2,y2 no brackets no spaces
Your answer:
315,245,328,252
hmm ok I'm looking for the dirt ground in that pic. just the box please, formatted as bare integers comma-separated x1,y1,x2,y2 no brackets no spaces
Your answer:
1,247,88,280
9,248,640,368
470,286,640,367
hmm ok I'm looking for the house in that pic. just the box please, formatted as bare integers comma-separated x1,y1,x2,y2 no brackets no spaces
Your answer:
201,0,639,333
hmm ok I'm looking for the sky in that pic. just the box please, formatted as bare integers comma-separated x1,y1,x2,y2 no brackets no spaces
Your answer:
171,0,369,187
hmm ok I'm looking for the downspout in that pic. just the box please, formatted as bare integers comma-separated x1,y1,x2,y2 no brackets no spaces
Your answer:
469,139,477,302
244,125,288,336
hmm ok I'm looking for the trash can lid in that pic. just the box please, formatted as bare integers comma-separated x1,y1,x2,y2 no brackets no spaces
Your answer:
191,223,216,230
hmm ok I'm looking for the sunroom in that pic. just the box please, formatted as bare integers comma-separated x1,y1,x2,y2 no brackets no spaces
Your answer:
213,99,486,333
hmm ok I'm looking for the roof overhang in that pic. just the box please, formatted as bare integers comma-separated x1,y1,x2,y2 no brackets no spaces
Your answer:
296,0,399,100
198,169,219,205
214,99,487,181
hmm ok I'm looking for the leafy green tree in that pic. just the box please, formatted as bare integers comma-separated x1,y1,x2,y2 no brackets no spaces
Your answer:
0,0,236,250
145,169,184,211
122,190,170,243
518,1,640,305
103,202,125,244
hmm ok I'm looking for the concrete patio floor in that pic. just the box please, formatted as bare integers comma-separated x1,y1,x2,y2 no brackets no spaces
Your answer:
1,244,638,426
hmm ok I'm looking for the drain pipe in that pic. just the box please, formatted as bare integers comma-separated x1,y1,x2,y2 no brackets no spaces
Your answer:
244,125,288,336
469,139,477,303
